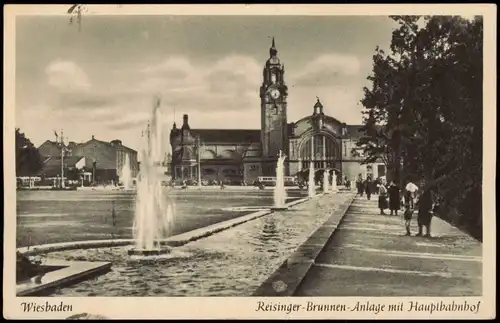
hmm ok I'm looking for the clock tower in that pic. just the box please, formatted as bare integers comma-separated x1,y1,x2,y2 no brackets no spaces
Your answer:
260,37,288,164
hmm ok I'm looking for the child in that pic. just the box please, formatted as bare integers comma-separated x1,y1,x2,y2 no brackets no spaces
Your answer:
403,203,414,236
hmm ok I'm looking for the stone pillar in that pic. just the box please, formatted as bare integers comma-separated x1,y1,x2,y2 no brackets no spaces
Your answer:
298,157,302,172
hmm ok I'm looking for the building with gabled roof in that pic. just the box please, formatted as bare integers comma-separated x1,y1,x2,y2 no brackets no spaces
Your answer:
70,136,139,184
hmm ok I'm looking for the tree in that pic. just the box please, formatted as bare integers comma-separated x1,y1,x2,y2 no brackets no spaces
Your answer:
358,16,483,240
15,128,43,178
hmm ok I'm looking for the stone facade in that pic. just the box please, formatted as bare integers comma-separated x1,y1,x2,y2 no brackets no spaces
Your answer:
169,38,385,184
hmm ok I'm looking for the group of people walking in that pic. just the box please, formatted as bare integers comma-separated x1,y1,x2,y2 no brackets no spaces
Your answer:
355,176,378,200
377,181,401,216
356,174,439,238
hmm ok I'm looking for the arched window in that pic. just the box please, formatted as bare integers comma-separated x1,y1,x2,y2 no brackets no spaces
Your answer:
271,73,277,84
299,134,338,160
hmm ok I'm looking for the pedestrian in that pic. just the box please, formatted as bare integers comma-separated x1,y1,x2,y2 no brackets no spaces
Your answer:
378,183,388,215
387,181,400,216
373,177,381,195
415,190,434,237
357,176,364,196
365,178,372,200
403,202,414,236
404,180,419,208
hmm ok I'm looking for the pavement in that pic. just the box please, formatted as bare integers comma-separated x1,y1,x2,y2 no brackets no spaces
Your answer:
294,196,482,297
17,258,111,296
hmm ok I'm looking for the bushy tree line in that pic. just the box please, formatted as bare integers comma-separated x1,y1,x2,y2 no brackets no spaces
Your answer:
357,16,483,240
16,128,43,177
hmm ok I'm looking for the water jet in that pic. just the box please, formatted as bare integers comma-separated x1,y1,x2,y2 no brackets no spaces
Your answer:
272,150,288,211
331,171,338,193
120,154,133,190
308,162,316,198
323,168,329,193
128,97,176,258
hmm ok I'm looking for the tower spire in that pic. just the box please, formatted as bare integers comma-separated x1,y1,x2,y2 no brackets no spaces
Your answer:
173,105,177,129
269,36,278,57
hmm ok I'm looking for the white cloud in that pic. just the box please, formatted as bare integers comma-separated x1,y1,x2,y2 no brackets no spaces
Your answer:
126,55,262,118
290,54,361,87
141,57,195,81
103,111,151,130
45,60,91,93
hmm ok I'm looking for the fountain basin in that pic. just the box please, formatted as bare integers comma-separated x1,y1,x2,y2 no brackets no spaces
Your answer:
127,247,172,257
38,193,354,297
271,206,289,211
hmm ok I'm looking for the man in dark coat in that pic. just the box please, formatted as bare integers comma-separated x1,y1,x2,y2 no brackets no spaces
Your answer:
387,181,400,216
364,178,372,200
357,176,364,196
416,190,435,237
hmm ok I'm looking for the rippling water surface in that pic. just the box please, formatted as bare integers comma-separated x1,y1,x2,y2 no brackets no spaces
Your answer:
48,194,350,296
16,189,306,247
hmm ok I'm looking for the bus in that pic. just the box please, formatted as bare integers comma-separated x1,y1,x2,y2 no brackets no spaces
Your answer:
256,176,296,187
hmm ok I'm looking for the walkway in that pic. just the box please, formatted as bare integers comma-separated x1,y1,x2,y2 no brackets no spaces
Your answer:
294,196,482,296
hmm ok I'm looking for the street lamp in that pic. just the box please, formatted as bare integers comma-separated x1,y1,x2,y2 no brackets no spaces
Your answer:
196,135,202,188
59,129,65,189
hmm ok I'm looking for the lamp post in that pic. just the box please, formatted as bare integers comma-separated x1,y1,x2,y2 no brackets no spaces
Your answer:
60,129,65,189
196,135,202,188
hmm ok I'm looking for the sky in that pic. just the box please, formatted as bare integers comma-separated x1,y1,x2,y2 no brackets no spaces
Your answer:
15,14,399,152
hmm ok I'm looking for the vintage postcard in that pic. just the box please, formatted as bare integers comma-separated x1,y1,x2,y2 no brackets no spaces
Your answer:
3,4,496,320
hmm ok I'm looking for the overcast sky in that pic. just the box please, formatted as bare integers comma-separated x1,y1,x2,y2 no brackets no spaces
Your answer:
15,15,398,151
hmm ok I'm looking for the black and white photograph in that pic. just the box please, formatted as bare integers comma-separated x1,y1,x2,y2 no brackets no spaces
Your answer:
4,4,495,320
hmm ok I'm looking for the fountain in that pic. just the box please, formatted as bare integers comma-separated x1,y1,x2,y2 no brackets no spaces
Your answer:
272,150,288,211
120,154,133,190
323,169,329,193
331,171,338,193
127,98,176,258
308,162,316,198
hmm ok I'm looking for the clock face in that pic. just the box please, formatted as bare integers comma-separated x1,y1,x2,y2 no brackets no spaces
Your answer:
270,89,280,100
